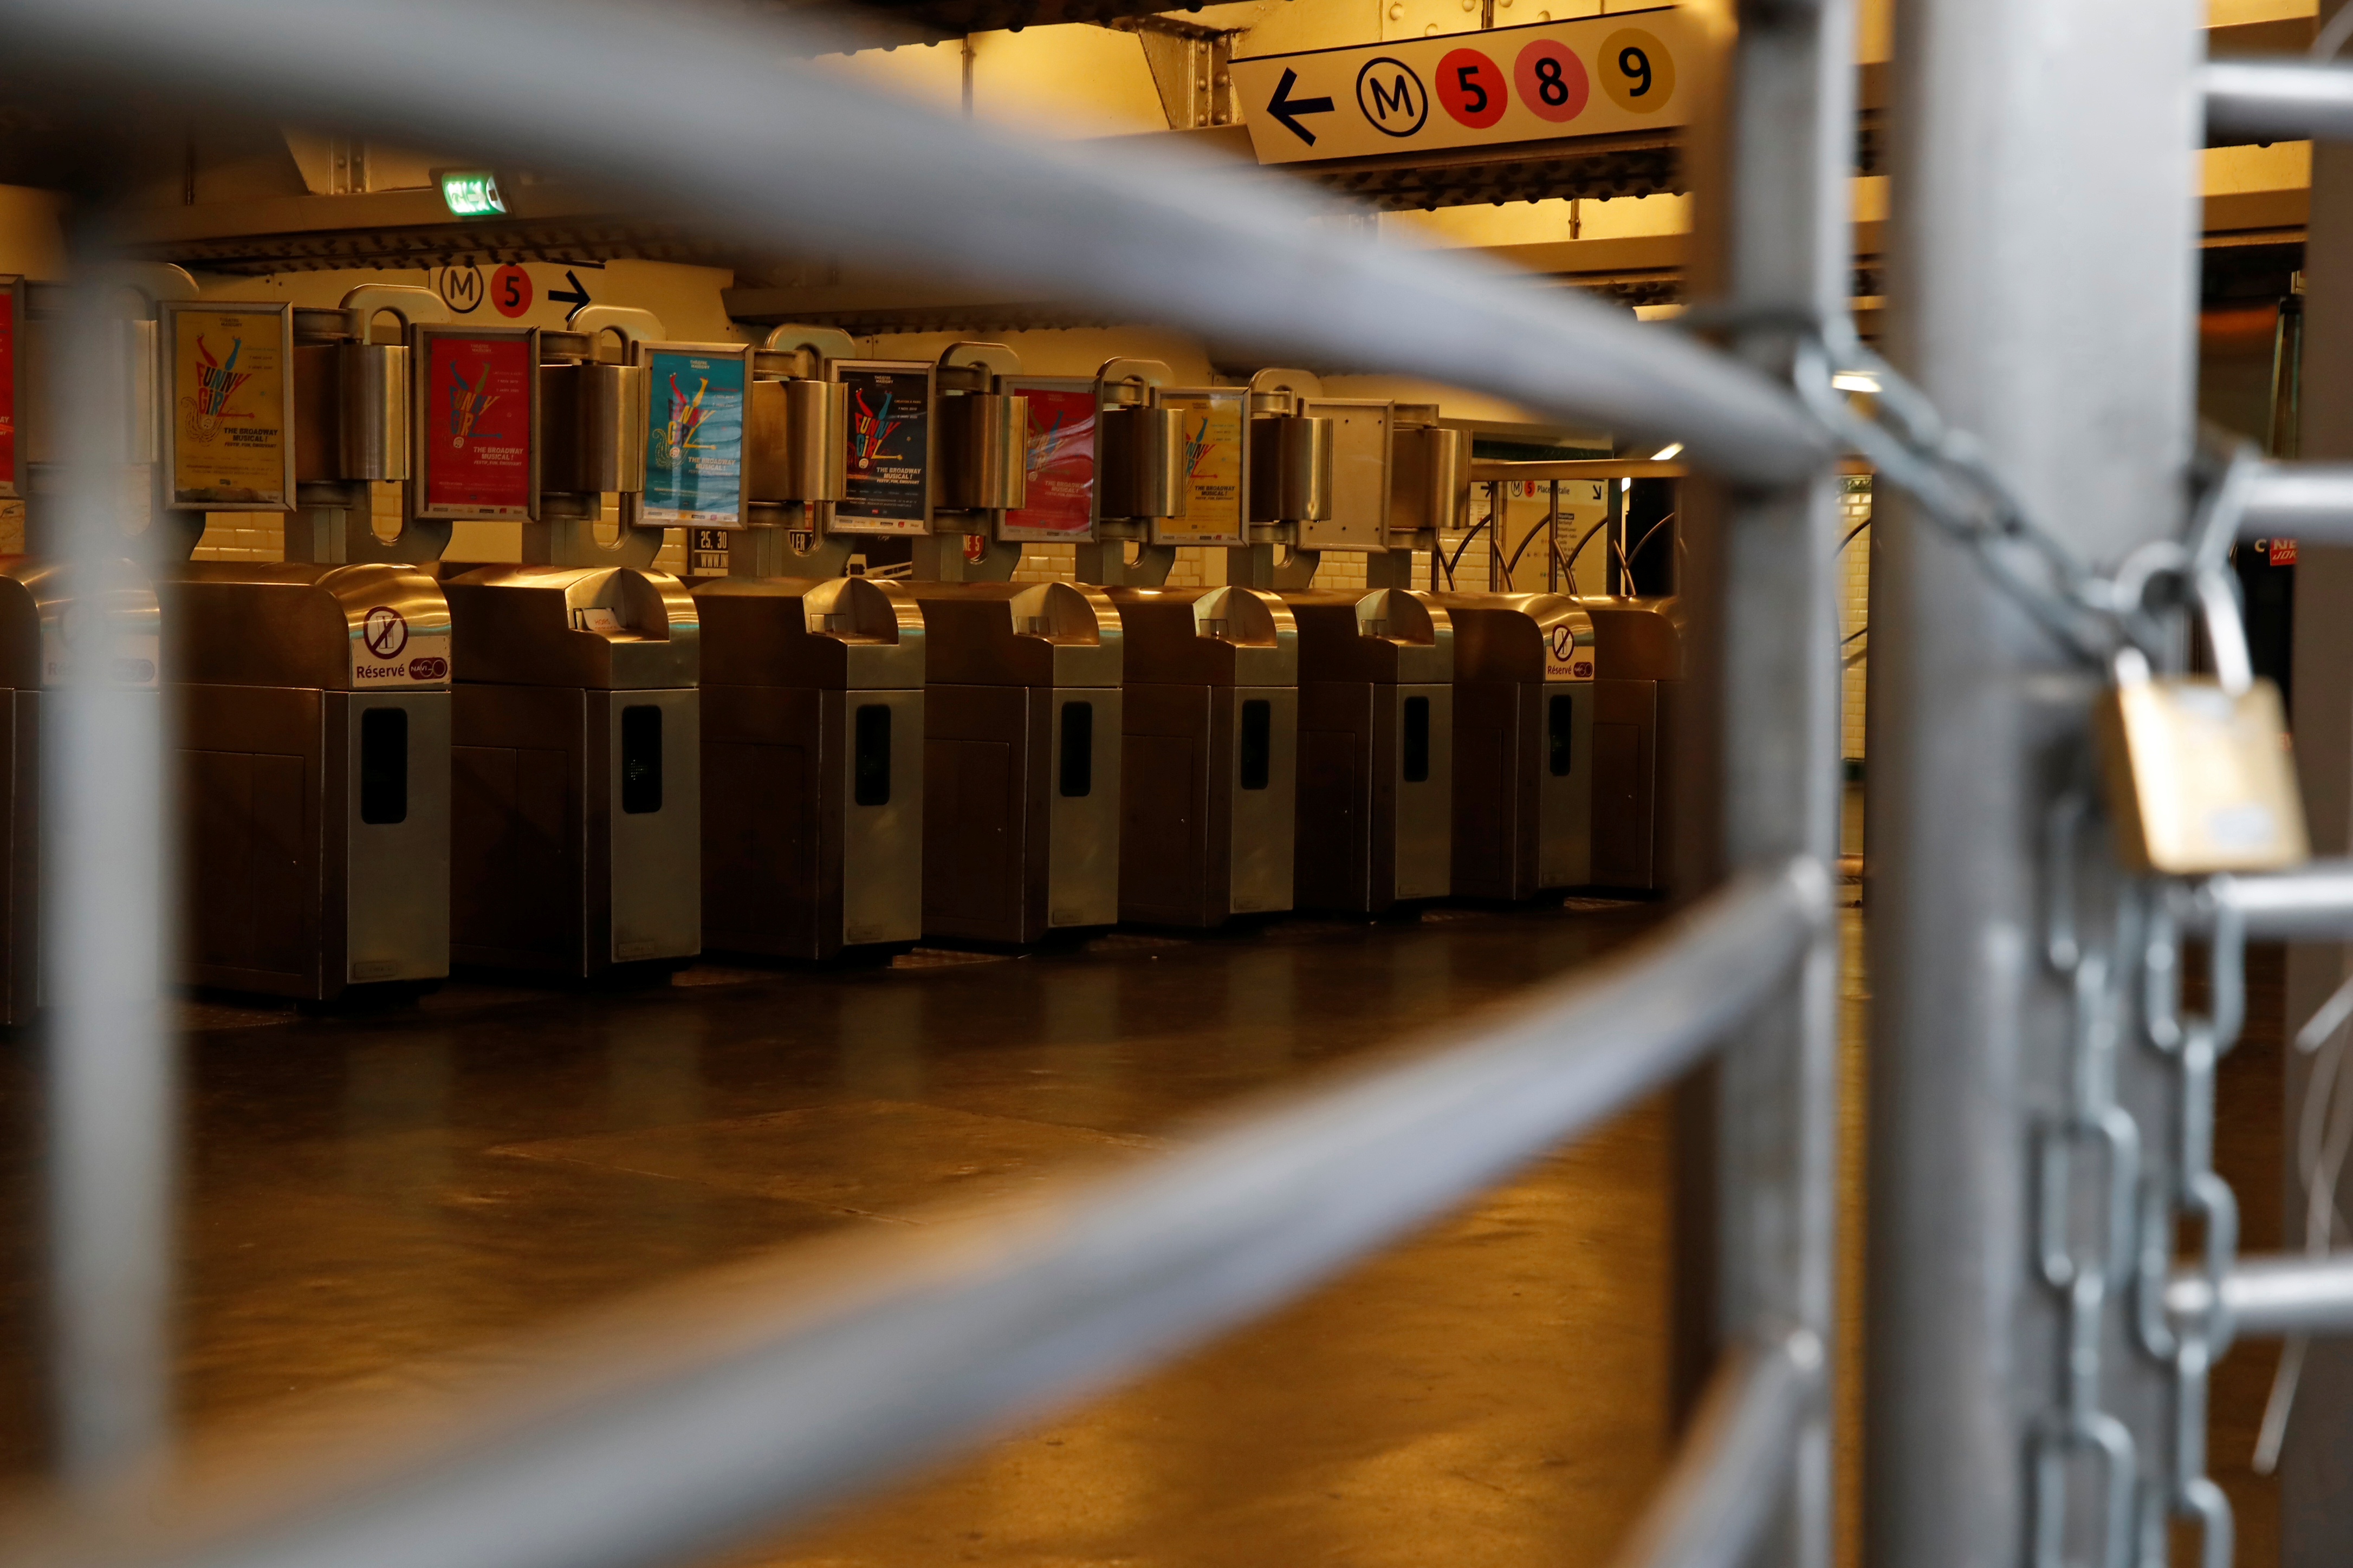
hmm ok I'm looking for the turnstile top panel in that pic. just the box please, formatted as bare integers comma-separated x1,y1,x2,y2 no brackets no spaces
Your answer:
1105,585,1296,687
1283,588,1453,685
1586,596,1683,681
444,564,698,691
0,557,160,692
1431,593,1595,684
903,579,1120,688
691,574,922,691
159,562,448,692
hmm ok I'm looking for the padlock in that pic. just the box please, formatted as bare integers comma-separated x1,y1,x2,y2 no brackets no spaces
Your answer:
2095,645,2309,875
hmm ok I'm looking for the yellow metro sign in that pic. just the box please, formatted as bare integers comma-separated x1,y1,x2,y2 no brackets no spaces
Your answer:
1229,7,1692,165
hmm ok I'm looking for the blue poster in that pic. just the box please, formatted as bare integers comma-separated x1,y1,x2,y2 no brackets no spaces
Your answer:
641,347,746,528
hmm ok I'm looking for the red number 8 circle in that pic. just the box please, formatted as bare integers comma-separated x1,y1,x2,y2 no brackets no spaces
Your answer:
1436,47,1508,129
1513,38,1589,123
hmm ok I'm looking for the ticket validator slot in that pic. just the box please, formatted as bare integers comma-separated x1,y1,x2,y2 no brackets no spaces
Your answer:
1431,592,1597,898
1104,583,1297,927
1286,587,1454,913
910,580,1122,943
140,287,456,1001
1583,597,1685,893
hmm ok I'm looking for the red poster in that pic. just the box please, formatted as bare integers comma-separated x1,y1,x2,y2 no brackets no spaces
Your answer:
424,334,533,517
0,285,15,497
1002,386,1096,541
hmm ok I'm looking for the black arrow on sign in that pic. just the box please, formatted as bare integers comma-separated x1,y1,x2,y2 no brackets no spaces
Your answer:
1266,67,1335,146
549,268,592,320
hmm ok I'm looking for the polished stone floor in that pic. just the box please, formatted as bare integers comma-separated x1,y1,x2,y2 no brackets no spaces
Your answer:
0,896,1710,1566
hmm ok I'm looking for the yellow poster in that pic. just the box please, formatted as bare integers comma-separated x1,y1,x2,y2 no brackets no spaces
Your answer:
1155,389,1246,546
168,305,289,509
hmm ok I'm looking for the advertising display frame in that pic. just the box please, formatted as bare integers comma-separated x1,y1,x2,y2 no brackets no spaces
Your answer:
159,297,296,513
411,322,541,523
1151,386,1250,548
627,339,753,532
828,358,936,537
1000,374,1098,544
0,275,20,501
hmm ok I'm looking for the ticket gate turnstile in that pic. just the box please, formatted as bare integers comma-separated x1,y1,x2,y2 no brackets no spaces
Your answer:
0,560,161,1023
1105,584,1297,927
907,580,1120,944
161,563,449,999
443,565,700,977
1585,598,1685,893
692,574,923,958
1434,592,1597,899
1284,587,1453,914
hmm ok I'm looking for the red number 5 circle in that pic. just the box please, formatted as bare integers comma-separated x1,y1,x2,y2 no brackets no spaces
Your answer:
1513,38,1589,123
1436,48,1508,129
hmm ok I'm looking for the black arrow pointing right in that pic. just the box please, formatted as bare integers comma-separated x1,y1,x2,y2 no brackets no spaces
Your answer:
1267,67,1336,146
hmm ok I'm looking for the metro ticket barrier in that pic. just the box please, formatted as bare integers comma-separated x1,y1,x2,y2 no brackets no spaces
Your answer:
145,285,458,1000
906,579,1122,944
426,308,702,977
1103,584,1297,927
1285,587,1454,914
693,575,923,959
160,563,450,999
1432,591,1596,899
1583,597,1686,893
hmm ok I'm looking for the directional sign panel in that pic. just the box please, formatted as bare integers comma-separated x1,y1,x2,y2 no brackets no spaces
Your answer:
1230,6,1691,165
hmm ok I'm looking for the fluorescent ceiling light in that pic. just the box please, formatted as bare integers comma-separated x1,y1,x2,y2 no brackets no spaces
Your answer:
1650,443,1683,461
1832,372,1881,394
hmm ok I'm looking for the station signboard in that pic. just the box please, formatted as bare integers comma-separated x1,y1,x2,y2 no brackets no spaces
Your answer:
1229,7,1690,166
1153,388,1248,548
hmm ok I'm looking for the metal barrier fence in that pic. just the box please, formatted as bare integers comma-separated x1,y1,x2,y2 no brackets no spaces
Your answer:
3,1,2353,1566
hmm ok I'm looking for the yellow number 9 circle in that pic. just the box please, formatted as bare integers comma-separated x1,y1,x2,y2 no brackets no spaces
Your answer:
1599,28,1674,113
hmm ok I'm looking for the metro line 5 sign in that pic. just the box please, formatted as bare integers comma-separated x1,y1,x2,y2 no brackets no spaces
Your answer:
1230,6,1690,165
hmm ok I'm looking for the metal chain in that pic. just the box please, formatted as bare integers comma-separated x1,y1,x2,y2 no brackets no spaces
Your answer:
1772,316,2258,1568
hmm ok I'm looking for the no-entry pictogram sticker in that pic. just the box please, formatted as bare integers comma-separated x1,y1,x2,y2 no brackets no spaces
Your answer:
362,606,409,661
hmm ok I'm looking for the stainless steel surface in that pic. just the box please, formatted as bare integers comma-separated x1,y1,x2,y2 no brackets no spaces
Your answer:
1605,1334,1823,1568
1046,686,1121,929
336,342,410,484
2235,461,2353,541
2203,862,2353,936
1106,585,1298,926
1868,3,2202,1566
606,687,700,966
1097,405,1184,525
694,576,925,959
1389,420,1468,540
1297,400,1390,554
443,565,698,692
160,562,452,692
1391,681,1452,902
748,378,850,505
940,393,1028,513
2206,58,2353,145
2166,1254,2353,1341
44,272,175,1489
0,862,1823,1568
339,689,450,986
1249,415,1332,527
1435,593,1597,899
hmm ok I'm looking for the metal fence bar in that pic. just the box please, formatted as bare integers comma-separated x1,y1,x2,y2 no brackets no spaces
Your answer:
2202,866,2353,937
2235,461,2353,541
0,862,1824,1568
0,0,1831,487
44,266,176,1492
2165,1255,2353,1340
1702,0,1855,1563
2206,58,2353,145
1866,3,2205,1566
1606,1333,1824,1568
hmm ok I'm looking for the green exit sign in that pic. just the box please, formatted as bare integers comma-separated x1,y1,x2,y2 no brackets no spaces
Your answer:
437,170,507,219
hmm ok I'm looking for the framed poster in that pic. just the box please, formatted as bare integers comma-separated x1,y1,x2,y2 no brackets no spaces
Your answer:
1000,376,1096,543
630,341,750,530
161,300,294,511
1152,387,1248,547
831,360,933,536
0,276,19,500
413,325,538,521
